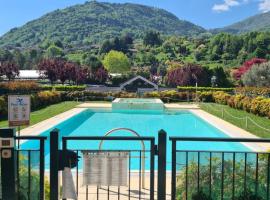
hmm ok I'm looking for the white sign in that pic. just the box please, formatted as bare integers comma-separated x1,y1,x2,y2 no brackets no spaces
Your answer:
8,95,30,127
82,152,129,186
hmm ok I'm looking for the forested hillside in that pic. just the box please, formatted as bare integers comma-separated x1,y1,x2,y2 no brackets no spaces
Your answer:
0,1,205,48
214,11,270,34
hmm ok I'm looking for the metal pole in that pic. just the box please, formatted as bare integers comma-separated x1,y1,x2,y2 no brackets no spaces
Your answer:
17,125,20,149
158,130,167,200
50,129,59,200
39,139,45,200
171,140,176,200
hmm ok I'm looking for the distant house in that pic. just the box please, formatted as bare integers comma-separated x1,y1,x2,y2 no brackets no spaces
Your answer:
120,75,158,92
16,70,41,80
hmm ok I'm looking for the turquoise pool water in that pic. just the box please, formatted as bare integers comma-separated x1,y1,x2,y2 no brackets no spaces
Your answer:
22,109,249,169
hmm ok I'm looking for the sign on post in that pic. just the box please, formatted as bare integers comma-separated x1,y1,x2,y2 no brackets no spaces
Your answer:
82,151,129,186
8,95,30,127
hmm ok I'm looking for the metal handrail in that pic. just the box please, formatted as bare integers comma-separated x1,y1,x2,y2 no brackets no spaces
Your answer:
98,128,146,189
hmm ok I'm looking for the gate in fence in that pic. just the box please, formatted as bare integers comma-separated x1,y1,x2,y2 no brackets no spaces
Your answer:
2,127,270,200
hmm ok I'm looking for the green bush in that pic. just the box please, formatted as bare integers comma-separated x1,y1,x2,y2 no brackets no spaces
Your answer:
235,87,270,97
41,85,86,91
31,91,62,110
0,96,7,117
143,90,194,102
176,155,266,200
177,86,234,92
197,91,214,102
65,91,137,101
212,91,231,105
0,90,64,119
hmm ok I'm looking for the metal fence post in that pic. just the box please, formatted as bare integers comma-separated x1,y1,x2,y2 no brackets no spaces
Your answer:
0,128,17,200
171,139,176,200
158,129,167,200
50,129,59,200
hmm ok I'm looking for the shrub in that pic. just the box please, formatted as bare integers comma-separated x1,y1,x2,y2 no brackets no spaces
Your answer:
192,190,212,200
41,85,86,91
212,91,231,105
227,95,246,109
166,63,210,87
33,91,62,109
0,96,7,117
178,86,234,92
242,61,270,87
198,91,214,102
143,90,194,102
235,87,270,97
0,81,41,95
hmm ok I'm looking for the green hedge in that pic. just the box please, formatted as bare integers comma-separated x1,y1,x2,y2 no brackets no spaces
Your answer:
211,91,270,118
177,86,234,92
41,85,86,91
0,91,63,119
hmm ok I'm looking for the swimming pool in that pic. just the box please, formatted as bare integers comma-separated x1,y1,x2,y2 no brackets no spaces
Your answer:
22,108,250,169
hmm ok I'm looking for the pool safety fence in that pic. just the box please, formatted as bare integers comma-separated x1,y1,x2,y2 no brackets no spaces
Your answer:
2,128,270,200
170,137,270,200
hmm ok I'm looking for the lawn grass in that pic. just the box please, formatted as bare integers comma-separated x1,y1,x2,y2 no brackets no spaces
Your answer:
200,103,270,138
0,101,80,129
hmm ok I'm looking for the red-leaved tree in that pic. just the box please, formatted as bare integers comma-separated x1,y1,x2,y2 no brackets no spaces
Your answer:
166,63,210,87
38,59,59,84
233,58,267,80
0,61,20,81
92,67,108,84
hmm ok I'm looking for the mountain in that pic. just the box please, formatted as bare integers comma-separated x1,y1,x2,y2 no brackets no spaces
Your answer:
214,11,270,34
0,1,205,48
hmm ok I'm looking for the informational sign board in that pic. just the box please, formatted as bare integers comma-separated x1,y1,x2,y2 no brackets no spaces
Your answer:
8,95,30,127
82,151,129,186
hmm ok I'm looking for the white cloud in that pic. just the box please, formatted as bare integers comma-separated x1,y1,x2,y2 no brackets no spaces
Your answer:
259,0,270,13
212,0,242,12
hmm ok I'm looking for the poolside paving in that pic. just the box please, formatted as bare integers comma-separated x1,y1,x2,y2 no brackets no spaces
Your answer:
58,172,172,200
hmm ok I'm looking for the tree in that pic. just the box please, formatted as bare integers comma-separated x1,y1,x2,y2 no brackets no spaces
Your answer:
83,55,102,71
166,63,210,87
45,45,63,58
92,67,108,84
38,59,60,84
0,61,19,81
233,58,267,80
143,31,162,46
242,61,270,87
103,50,130,74
211,66,231,87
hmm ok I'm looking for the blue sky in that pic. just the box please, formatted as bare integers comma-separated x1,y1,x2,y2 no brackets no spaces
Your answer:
0,0,270,36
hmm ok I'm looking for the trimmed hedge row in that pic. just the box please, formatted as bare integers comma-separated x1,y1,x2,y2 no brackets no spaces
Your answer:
177,86,234,92
41,85,86,91
143,90,195,102
0,81,41,95
235,87,270,97
0,81,87,95
64,91,137,101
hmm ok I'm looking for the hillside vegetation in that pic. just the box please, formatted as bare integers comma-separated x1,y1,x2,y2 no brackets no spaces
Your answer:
0,1,205,48
214,11,270,34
